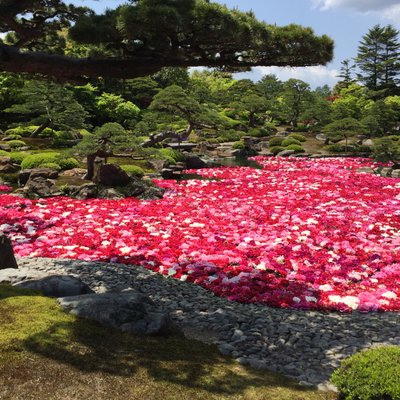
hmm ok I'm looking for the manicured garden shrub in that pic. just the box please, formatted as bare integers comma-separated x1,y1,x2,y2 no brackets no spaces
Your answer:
4,134,22,140
120,165,145,178
41,162,61,171
247,127,275,138
268,137,285,147
325,143,348,153
232,141,245,150
159,148,184,163
288,133,306,142
21,152,79,170
7,152,29,164
7,140,27,149
285,144,305,153
331,346,400,400
58,157,80,170
270,146,284,155
5,126,55,137
282,138,301,147
0,150,10,156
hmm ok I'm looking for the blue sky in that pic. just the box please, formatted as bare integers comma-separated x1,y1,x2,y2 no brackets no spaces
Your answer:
76,1,400,88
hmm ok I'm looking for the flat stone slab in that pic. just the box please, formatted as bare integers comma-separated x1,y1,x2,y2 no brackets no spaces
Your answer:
15,275,94,297
0,268,48,284
58,291,170,335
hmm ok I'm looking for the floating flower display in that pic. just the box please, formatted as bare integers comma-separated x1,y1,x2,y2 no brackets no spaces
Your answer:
1,157,400,312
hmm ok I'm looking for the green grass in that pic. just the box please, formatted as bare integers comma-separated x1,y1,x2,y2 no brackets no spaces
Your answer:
0,284,337,400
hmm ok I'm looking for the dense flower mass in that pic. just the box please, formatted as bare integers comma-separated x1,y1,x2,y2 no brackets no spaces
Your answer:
1,157,400,312
0,185,12,192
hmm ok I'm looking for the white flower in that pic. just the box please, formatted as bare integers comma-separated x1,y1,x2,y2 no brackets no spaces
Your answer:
305,296,318,303
382,291,397,299
319,284,333,292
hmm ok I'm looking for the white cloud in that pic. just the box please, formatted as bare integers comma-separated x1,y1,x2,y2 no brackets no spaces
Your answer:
250,65,340,88
312,0,400,22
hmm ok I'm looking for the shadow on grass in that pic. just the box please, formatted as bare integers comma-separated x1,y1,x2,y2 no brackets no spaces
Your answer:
21,317,311,397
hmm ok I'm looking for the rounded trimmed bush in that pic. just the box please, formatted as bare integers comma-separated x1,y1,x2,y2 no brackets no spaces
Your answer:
5,126,55,137
281,138,301,147
41,162,61,171
232,141,245,150
21,153,79,170
268,137,284,147
285,144,305,153
288,133,306,142
8,152,29,164
58,157,80,170
4,134,22,140
7,140,27,149
331,346,400,400
270,146,284,155
120,165,145,178
325,144,347,153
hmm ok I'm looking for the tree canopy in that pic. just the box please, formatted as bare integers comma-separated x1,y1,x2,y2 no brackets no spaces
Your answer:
0,0,333,81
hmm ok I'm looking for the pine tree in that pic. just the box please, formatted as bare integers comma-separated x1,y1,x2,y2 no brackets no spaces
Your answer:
356,25,400,92
337,59,356,87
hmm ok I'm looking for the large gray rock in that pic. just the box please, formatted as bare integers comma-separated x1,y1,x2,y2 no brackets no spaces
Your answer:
17,176,62,198
0,268,48,284
59,291,170,335
19,168,59,185
14,275,94,297
184,154,207,169
277,149,296,157
94,163,131,186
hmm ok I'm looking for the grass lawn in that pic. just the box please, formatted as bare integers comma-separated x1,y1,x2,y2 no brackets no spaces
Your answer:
0,284,337,400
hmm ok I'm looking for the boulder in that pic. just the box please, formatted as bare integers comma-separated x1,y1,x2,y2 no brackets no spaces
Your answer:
184,154,207,169
20,176,62,198
58,291,170,335
59,168,87,178
0,143,11,151
0,163,19,173
69,183,98,199
19,168,59,185
0,268,48,284
277,149,296,157
94,163,131,187
15,275,94,297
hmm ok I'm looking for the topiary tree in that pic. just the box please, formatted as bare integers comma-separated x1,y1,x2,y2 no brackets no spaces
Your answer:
323,118,365,152
0,1,333,81
373,137,400,166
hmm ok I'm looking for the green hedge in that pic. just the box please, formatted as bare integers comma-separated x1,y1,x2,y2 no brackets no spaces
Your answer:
159,148,185,163
331,346,400,400
232,141,245,150
21,152,79,170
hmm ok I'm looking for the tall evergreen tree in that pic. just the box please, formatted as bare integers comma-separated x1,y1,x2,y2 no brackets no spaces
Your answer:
337,59,356,87
356,25,400,92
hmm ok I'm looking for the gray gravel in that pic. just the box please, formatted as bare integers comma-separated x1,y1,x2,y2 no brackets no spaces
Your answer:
16,257,400,390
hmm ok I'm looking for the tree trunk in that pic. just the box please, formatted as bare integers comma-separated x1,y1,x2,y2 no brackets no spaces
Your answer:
31,118,51,138
249,112,256,128
0,235,18,269
84,154,97,180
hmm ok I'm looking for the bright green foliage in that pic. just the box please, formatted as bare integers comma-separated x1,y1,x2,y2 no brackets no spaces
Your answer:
153,67,189,89
158,148,185,163
3,134,22,140
217,130,242,143
331,346,400,400
288,133,306,142
373,137,400,162
282,138,301,147
5,152,29,164
230,93,268,128
41,162,61,171
7,140,26,149
96,93,140,128
120,165,145,177
269,137,285,147
285,144,305,153
4,126,54,137
247,127,275,138
232,141,245,150
20,153,79,170
270,146,285,155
